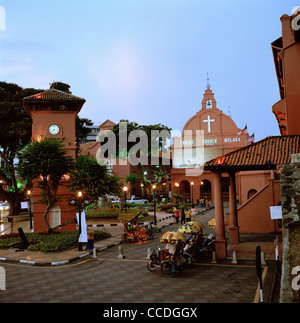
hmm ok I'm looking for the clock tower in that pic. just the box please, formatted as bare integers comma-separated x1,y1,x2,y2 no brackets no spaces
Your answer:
23,88,86,232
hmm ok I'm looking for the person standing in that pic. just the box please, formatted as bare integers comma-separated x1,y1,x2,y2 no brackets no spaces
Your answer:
181,208,186,225
185,209,191,222
174,207,180,225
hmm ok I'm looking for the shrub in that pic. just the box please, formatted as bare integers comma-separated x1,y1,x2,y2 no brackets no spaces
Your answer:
85,208,119,218
161,205,173,212
0,230,111,252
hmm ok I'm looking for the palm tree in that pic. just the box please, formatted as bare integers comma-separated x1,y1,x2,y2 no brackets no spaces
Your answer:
125,174,139,195
153,167,169,201
153,167,169,184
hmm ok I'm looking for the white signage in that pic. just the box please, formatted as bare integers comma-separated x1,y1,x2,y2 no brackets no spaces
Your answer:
224,138,241,143
270,206,282,220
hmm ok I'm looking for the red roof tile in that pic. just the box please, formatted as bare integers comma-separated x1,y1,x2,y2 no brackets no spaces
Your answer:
23,89,85,102
204,135,300,171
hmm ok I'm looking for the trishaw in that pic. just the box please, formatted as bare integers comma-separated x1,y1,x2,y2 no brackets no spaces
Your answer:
119,210,154,243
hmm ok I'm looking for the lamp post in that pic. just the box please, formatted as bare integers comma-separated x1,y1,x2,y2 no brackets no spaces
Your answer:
175,182,179,207
77,191,83,251
141,183,144,198
123,186,128,211
152,184,157,225
27,190,33,230
191,182,194,208
71,191,89,251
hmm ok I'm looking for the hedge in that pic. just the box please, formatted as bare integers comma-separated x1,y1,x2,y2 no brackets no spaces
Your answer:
0,230,111,253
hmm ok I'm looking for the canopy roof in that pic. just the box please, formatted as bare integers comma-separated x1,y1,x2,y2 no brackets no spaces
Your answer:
204,135,300,172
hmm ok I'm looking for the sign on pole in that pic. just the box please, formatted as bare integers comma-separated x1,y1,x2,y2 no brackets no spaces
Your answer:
270,206,282,220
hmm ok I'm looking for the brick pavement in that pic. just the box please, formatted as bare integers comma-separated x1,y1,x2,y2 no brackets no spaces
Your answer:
0,206,281,303
0,247,260,303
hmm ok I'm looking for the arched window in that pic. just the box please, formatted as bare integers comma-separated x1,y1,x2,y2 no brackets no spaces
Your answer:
49,205,61,228
247,189,257,200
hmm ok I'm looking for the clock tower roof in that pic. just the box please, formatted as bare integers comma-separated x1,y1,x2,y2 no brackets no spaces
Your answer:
23,88,86,115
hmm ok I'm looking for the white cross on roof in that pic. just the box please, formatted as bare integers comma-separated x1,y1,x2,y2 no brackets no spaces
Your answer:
203,115,215,133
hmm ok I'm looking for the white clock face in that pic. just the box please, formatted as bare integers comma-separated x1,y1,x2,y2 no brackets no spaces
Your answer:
49,124,60,135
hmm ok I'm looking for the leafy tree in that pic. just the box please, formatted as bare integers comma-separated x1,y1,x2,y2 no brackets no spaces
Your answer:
75,116,94,149
69,155,121,203
17,138,75,232
125,174,139,194
50,81,72,93
110,120,172,162
0,82,41,215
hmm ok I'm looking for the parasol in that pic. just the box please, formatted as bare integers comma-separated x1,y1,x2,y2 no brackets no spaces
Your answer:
160,231,175,243
177,225,193,234
170,231,186,242
186,221,205,230
208,218,228,229
177,221,205,234
160,231,186,243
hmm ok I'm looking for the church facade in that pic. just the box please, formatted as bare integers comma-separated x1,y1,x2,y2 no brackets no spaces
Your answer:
171,82,256,205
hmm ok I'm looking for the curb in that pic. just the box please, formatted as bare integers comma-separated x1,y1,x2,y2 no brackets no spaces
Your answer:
0,240,123,266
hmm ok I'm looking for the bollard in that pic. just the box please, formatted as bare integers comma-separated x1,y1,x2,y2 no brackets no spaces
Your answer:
117,245,125,259
211,251,217,264
146,248,151,260
274,237,279,261
261,251,266,266
92,248,97,259
232,251,238,264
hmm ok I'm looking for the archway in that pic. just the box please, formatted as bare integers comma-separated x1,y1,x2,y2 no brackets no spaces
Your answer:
49,205,61,229
179,180,190,201
200,180,212,201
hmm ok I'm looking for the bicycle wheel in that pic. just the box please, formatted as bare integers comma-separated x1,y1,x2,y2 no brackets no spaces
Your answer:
182,252,193,269
161,260,176,278
147,259,160,272
121,233,133,243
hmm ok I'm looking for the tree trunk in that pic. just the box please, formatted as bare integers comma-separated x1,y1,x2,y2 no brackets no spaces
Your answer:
43,204,52,233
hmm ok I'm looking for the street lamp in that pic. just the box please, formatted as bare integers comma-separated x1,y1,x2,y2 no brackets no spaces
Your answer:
141,183,144,198
27,190,33,230
191,182,194,208
71,191,89,251
77,191,83,251
123,186,128,211
152,184,157,225
175,182,179,207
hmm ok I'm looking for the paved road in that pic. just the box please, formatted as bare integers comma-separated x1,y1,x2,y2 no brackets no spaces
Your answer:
0,212,262,304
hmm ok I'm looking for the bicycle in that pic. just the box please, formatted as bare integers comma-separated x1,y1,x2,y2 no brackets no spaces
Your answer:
147,246,163,272
161,241,192,278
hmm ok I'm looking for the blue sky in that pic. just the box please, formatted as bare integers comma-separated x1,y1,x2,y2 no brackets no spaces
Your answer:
0,1,298,141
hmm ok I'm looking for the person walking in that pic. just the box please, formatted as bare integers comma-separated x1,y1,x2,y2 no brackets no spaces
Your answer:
174,207,180,225
185,209,191,222
181,208,186,225
190,207,196,221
